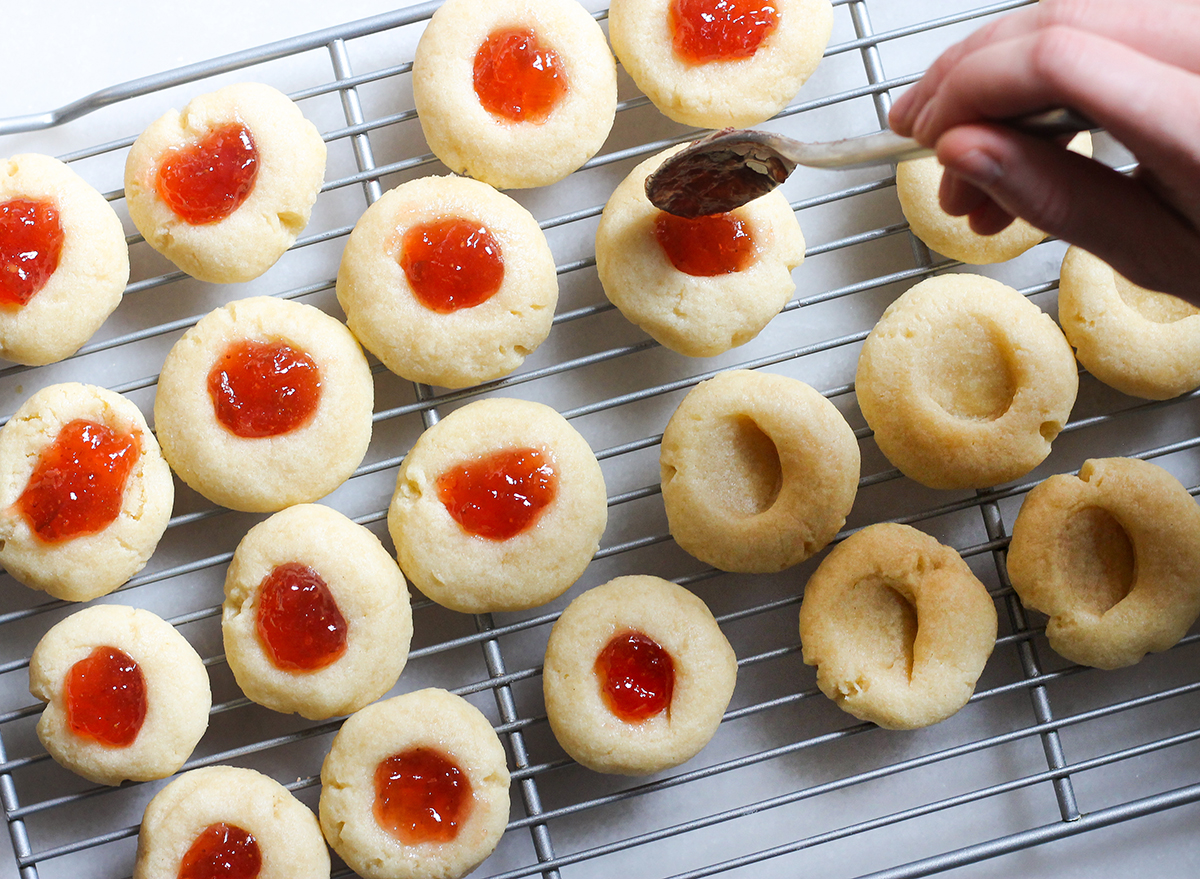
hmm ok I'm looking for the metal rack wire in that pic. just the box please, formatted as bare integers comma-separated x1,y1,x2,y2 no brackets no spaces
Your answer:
4,1,1200,878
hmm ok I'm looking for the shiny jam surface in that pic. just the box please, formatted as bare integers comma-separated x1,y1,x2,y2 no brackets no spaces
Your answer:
374,748,473,844
65,646,146,748
178,823,262,879
0,198,64,308
207,339,321,438
473,27,568,123
435,447,557,541
654,211,754,276
595,631,675,723
16,419,141,544
399,218,505,313
669,0,779,64
255,562,348,672
156,122,259,225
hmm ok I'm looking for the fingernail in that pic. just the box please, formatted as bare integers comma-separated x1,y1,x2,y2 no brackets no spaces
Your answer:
949,149,1002,188
890,91,915,133
911,102,937,144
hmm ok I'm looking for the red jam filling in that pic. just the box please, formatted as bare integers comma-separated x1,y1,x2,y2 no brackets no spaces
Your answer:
255,562,348,672
399,218,505,313
178,823,262,879
16,419,141,544
65,646,146,748
473,27,568,123
669,0,780,64
207,339,321,439
156,122,259,225
374,748,472,844
595,631,675,723
435,447,557,541
0,198,64,308
654,211,754,276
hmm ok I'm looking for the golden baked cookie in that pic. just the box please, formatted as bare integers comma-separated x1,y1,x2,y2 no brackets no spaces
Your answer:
125,82,326,283
855,273,1078,489
319,688,510,879
896,133,1092,265
608,0,833,128
222,504,413,720
0,382,173,602
412,0,617,189
542,575,737,775
1058,246,1200,400
596,145,805,357
660,370,859,573
388,397,607,613
134,766,330,879
29,604,211,786
154,296,373,513
1006,457,1200,670
336,175,557,388
0,154,128,365
799,523,997,730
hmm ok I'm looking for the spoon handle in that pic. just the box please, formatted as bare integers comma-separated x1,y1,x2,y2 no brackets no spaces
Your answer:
787,107,1095,170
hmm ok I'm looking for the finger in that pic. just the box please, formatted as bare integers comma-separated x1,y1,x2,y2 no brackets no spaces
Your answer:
935,155,1018,236
936,124,1200,301
891,12,1027,135
935,167,1016,235
890,0,1200,135
910,27,1200,206
936,166,990,218
965,197,1016,238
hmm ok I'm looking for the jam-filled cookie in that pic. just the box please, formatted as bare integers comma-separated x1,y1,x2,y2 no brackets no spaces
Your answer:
896,133,1091,265
134,766,330,879
542,575,737,775
1058,246,1200,400
223,503,413,720
799,523,998,730
388,397,607,613
125,82,326,283
319,688,511,879
596,145,805,357
1007,457,1200,670
855,273,1078,489
336,175,557,388
154,296,373,512
29,604,211,786
608,0,834,128
412,0,618,189
661,370,859,573
0,382,173,602
0,153,128,365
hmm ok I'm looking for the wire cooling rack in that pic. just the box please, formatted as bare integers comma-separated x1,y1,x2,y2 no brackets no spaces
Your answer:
5,1,1200,878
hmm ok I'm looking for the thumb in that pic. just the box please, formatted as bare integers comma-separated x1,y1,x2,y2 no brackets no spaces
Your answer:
936,124,1200,303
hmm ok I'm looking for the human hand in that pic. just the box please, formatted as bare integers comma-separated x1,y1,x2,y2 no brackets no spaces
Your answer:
888,0,1200,304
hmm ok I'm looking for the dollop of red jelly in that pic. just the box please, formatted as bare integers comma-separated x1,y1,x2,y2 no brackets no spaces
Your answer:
595,631,675,723
0,198,64,308
669,0,780,64
178,823,262,879
207,339,321,438
255,562,348,672
374,748,473,844
399,218,505,313
435,447,557,541
654,211,754,276
156,122,259,225
16,419,141,544
65,646,146,748
473,27,568,123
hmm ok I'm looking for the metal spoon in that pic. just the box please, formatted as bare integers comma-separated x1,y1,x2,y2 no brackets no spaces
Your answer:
645,108,1094,218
